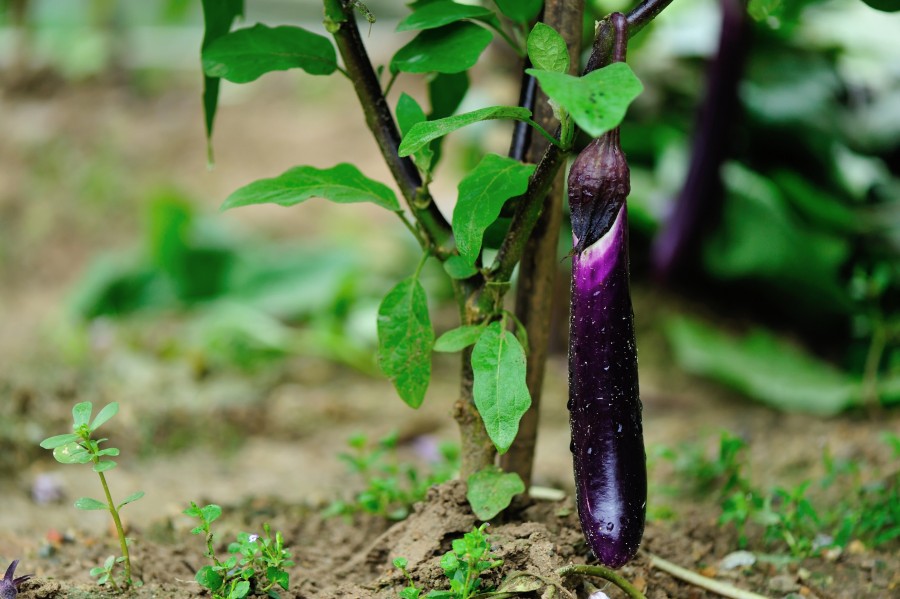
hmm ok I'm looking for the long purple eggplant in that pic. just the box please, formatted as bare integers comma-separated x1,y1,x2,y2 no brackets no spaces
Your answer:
567,13,645,569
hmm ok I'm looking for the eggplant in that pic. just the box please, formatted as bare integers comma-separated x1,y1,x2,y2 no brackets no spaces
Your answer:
567,18,646,566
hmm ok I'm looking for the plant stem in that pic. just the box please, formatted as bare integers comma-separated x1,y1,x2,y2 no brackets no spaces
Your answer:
324,0,453,257
646,553,772,599
627,0,677,38
501,0,583,489
98,471,133,587
558,564,647,599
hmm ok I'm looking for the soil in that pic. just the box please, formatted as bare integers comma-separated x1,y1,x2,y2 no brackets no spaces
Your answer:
2,74,899,599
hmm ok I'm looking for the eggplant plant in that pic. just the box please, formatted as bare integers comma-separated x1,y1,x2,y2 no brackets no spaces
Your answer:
198,0,670,567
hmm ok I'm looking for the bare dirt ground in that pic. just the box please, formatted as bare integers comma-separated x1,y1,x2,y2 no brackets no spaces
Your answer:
1,76,899,599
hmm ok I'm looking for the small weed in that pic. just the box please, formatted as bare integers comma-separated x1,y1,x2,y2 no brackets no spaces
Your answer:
39,402,143,590
325,432,459,520
184,502,294,599
656,430,900,558
394,523,503,599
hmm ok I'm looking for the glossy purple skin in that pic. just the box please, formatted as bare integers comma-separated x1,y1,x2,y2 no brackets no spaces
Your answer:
569,203,646,569
0,560,32,599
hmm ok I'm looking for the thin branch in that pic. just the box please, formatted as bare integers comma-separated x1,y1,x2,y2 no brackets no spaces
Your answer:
558,564,647,599
627,0,677,37
647,553,773,599
325,0,453,256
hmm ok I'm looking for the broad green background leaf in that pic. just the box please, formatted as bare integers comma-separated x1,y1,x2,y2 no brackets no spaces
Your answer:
466,465,525,520
397,1,495,31
453,154,535,264
75,497,108,511
222,164,400,212
202,24,337,83
377,277,434,409
90,402,118,431
527,63,643,137
858,0,900,12
396,93,434,173
527,23,569,73
494,0,542,23
399,106,532,157
391,22,493,74
429,71,469,119
666,317,861,416
73,401,92,428
201,0,243,139
443,255,479,279
434,325,485,352
472,321,531,453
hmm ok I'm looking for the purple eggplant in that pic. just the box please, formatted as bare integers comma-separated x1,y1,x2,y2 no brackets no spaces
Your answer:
567,17,645,566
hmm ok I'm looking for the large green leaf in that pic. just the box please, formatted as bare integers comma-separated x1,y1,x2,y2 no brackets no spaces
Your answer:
858,0,900,12
201,0,244,139
428,71,469,119
527,22,569,73
90,402,118,432
527,62,643,138
399,106,532,157
202,24,337,83
466,465,525,520
471,321,531,453
222,164,400,212
493,0,542,23
391,22,492,74
397,1,496,31
453,154,535,264
666,317,861,416
396,93,434,173
377,277,434,409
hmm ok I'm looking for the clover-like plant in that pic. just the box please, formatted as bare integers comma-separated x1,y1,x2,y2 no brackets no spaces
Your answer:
39,402,144,590
185,502,294,599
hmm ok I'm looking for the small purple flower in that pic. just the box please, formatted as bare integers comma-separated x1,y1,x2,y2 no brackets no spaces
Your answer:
248,534,259,543
0,560,32,599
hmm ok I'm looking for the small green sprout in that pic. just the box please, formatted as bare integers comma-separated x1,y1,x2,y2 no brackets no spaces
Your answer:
394,523,502,599
39,401,144,591
184,502,294,599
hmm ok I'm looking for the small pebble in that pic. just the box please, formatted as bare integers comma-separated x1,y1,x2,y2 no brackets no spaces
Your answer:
768,574,800,593
720,550,756,570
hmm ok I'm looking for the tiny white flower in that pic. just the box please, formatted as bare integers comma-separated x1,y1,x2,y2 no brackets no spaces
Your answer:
248,534,259,543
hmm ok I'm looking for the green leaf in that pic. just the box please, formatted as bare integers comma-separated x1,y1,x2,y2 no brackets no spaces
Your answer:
666,317,861,416
201,0,244,140
434,325,486,352
203,24,337,83
443,255,479,279
268,566,289,590
453,154,535,264
90,402,118,431
397,1,495,31
93,460,117,473
391,22,492,74
527,62,643,138
75,497,109,511
471,321,531,453
72,401,93,428
397,93,434,173
466,465,525,520
493,0,542,23
527,23,569,73
429,72,469,119
222,164,400,212
747,0,783,20
196,565,224,591
231,580,250,598
399,106,533,157
118,491,146,509
40,433,80,449
53,442,92,464
201,504,223,524
377,277,434,409
858,0,900,12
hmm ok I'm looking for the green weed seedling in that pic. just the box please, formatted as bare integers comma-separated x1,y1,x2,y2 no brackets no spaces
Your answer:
185,502,294,599
394,523,502,599
39,401,144,590
326,432,459,521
